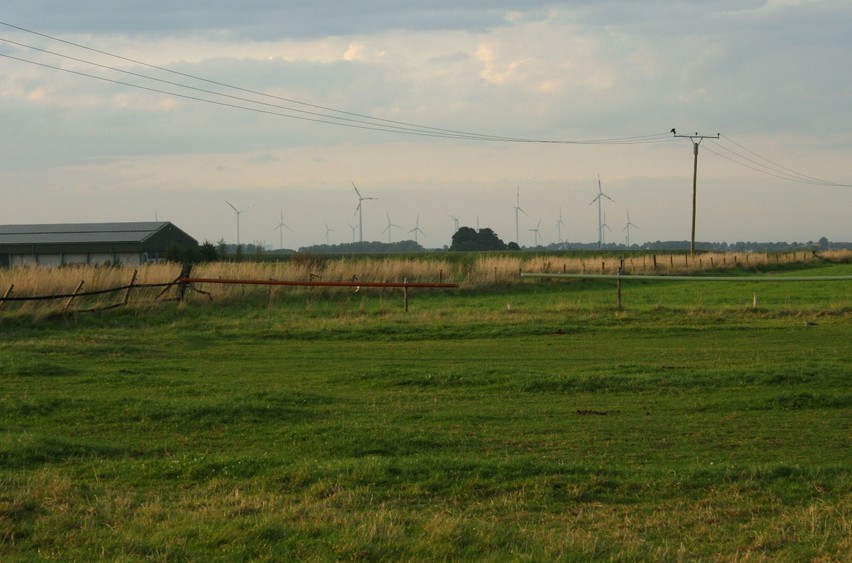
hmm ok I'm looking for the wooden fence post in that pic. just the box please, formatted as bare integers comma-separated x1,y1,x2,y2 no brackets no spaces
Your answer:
64,281,85,313
123,270,138,305
178,263,193,302
616,267,623,310
402,278,409,312
0,284,13,312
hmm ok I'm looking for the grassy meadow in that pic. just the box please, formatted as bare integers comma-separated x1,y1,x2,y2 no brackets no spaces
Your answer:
0,252,850,560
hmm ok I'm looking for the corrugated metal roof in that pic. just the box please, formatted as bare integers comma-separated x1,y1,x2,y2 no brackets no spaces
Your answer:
0,222,171,245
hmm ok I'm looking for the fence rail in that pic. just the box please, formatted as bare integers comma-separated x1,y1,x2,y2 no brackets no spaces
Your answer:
521,273,852,282
0,266,459,315
521,271,852,309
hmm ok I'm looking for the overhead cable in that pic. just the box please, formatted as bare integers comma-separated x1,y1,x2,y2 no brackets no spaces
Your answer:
0,21,671,145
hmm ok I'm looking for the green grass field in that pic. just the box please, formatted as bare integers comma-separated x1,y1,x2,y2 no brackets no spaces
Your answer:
1,261,850,560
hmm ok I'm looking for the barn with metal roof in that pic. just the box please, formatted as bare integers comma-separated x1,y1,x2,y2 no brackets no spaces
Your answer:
0,222,198,267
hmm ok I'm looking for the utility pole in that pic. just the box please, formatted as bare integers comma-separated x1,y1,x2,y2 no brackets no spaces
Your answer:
673,130,719,255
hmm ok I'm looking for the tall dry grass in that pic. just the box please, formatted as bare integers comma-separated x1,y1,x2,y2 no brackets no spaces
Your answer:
0,250,847,313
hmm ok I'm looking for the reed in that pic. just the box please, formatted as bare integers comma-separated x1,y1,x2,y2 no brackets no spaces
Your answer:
0,250,847,313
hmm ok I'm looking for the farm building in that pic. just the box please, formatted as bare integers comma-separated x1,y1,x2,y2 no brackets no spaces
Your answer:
0,222,198,267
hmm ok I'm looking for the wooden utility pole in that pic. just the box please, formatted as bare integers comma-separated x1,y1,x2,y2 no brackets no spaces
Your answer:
673,131,719,255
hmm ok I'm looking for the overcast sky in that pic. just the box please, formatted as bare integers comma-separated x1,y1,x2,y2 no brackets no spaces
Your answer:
1,1,850,249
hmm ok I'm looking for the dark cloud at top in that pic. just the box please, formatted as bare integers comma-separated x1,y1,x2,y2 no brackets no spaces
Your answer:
4,0,560,39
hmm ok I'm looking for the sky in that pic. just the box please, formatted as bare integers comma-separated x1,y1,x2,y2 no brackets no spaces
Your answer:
1,1,851,249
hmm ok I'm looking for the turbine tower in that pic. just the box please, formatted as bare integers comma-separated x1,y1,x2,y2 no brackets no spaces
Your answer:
381,211,401,244
225,200,248,246
273,209,291,250
588,175,614,250
352,182,377,243
348,223,357,243
450,215,460,232
408,214,425,244
622,210,639,247
513,187,528,246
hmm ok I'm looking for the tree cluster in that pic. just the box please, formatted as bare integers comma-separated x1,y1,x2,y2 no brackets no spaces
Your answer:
449,227,514,251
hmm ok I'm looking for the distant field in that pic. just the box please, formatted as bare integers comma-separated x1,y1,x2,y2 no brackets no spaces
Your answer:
0,256,850,559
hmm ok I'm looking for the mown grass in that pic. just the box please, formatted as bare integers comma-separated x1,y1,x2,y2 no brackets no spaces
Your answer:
0,260,850,560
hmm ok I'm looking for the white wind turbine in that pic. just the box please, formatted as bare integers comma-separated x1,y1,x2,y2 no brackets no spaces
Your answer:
450,215,460,232
513,187,528,246
529,218,543,247
588,175,614,249
600,211,613,246
225,200,248,246
348,223,357,243
381,211,401,243
556,207,566,249
324,222,335,245
273,209,291,250
408,214,425,244
352,182,377,243
622,210,639,247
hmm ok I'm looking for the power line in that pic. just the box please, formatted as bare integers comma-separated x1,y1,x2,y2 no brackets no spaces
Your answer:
0,22,672,146
3,20,848,189
0,40,511,140
0,52,483,139
706,136,851,187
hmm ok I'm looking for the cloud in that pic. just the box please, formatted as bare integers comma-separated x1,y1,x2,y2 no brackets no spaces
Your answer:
0,2,850,248
247,153,279,164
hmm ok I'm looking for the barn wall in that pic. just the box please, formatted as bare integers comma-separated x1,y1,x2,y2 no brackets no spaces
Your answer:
62,253,89,265
6,252,145,267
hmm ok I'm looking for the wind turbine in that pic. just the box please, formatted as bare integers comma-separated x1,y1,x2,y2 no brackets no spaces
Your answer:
381,211,401,244
352,182,377,243
273,209,292,250
324,222,334,245
588,175,614,250
348,223,357,243
449,215,460,232
600,211,613,246
622,210,639,247
225,200,248,245
529,218,543,247
408,214,425,244
513,187,528,246
556,207,566,249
